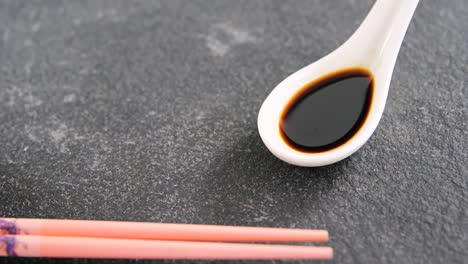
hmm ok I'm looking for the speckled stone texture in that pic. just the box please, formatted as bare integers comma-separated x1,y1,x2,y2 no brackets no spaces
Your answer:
0,0,466,263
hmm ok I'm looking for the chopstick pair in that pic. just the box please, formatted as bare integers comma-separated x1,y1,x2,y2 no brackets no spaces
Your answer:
0,218,333,260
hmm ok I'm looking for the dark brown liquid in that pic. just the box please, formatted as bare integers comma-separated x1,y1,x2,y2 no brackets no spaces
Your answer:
280,69,373,153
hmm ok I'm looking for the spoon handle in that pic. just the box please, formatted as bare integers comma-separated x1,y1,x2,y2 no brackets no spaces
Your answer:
341,0,420,73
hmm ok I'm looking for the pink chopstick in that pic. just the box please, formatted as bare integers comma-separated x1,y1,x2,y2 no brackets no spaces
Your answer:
1,235,333,260
1,218,329,242
1,218,332,260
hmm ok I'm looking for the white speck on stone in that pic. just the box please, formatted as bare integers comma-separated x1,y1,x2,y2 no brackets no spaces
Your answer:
73,19,82,25
195,112,206,120
49,123,68,145
24,39,33,47
24,92,42,107
89,155,102,171
215,23,257,44
253,216,269,222
31,22,41,32
63,94,76,103
148,111,157,116
25,126,39,143
59,142,69,154
24,59,34,75
79,68,89,75
205,35,230,56
4,154,16,164
204,23,258,57
57,60,70,67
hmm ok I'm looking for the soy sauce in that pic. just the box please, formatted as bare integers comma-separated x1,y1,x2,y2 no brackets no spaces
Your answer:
280,69,373,153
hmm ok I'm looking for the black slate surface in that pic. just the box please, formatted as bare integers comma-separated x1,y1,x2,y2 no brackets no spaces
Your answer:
0,0,467,263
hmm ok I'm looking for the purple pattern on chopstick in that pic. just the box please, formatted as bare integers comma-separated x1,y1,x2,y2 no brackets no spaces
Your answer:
0,236,18,256
0,219,19,235
0,219,22,256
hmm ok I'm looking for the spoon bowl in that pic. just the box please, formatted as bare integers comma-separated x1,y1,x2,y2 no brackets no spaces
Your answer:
258,0,420,167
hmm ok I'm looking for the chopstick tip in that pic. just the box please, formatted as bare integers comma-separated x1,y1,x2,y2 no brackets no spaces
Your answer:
323,230,330,241
328,247,334,259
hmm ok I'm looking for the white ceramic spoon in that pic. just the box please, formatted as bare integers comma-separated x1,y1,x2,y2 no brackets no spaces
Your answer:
258,0,420,167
